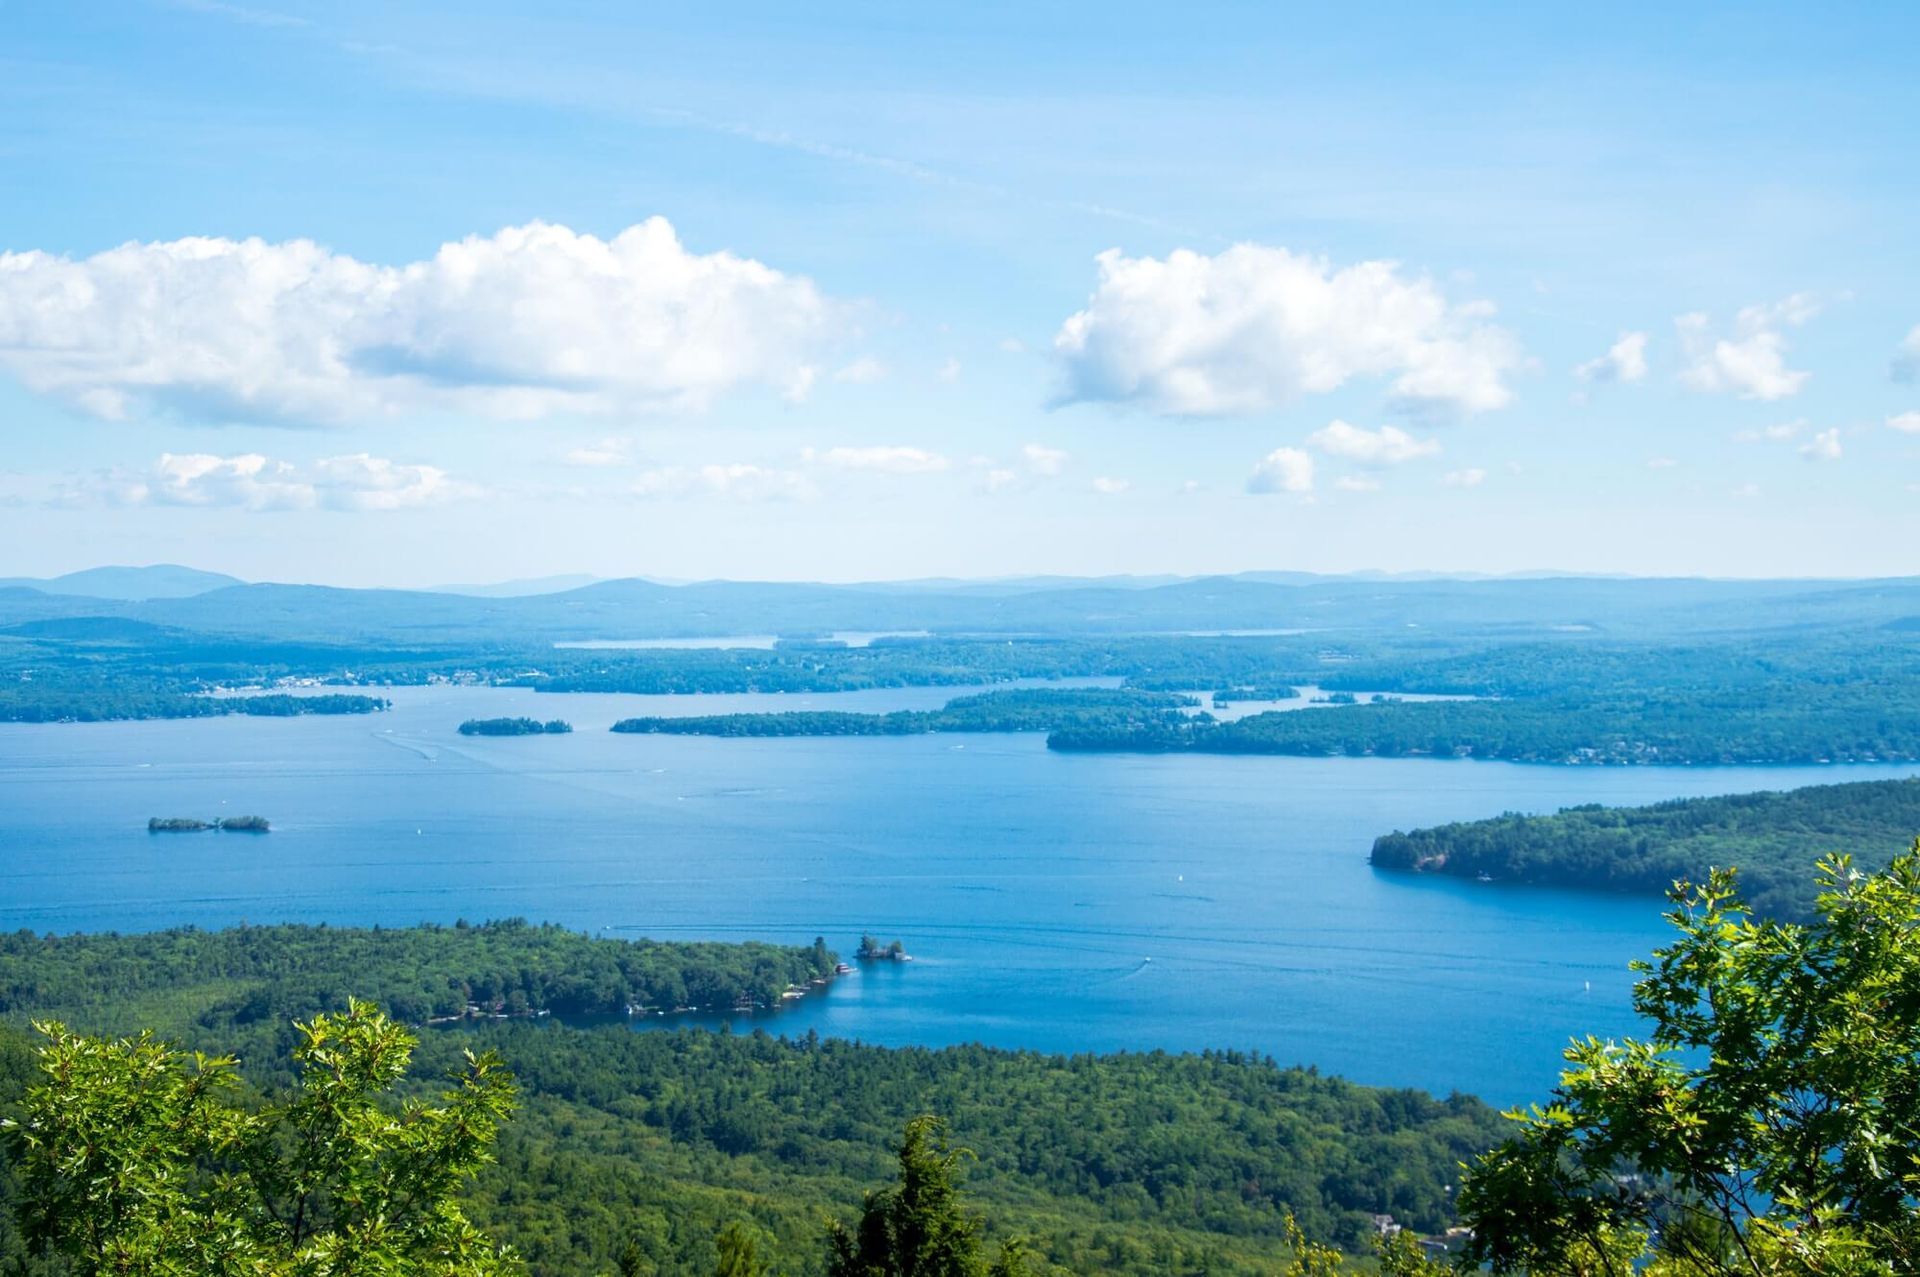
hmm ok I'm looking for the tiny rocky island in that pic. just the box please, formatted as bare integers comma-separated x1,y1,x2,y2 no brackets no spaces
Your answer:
856,933,912,961
148,815,270,833
458,717,573,736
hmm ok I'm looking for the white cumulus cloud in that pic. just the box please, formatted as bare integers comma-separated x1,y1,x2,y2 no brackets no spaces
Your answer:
1306,420,1441,466
117,451,467,511
562,437,636,467
1090,476,1131,495
807,446,950,474
1734,420,1805,443
1677,295,1819,401
1052,244,1521,417
1574,331,1649,384
1246,447,1315,494
630,463,815,502
1888,411,1920,434
1799,428,1842,462
0,219,838,425
1022,443,1069,476
1897,325,1920,381
1335,475,1381,492
833,357,888,384
1441,467,1487,488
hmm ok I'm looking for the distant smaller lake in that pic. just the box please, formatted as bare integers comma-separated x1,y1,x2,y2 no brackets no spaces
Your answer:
1193,686,1479,722
554,631,934,650
1176,628,1310,638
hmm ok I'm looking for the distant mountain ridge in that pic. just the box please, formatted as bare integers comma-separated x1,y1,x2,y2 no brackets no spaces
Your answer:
0,564,245,600
425,574,607,598
0,568,1915,647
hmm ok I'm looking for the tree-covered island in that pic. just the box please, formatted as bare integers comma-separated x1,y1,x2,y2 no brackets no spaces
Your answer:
147,815,270,833
856,933,911,960
458,716,573,736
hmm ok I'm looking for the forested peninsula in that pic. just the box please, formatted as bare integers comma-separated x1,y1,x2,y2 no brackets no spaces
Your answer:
1368,777,1920,919
0,683,390,724
0,922,1500,1275
611,687,1199,737
1047,690,1920,766
0,921,836,1022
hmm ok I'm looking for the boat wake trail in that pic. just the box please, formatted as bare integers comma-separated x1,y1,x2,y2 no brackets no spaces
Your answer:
1088,958,1156,986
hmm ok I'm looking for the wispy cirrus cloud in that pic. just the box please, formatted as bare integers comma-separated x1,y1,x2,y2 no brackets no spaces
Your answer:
170,0,311,29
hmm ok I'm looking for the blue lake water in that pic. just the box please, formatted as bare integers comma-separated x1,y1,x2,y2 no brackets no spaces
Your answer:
3,682,1912,1106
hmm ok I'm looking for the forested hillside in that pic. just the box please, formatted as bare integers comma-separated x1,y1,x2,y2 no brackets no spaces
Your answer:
0,924,1501,1275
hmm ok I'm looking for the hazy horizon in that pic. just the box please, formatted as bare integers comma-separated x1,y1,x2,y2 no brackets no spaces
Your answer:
4,559,1914,595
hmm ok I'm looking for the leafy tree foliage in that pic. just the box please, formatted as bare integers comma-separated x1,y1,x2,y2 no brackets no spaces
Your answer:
4,1000,514,1274
1457,847,1920,1274
713,1222,771,1277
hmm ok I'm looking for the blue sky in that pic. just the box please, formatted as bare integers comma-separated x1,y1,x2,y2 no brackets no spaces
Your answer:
3,0,1917,584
